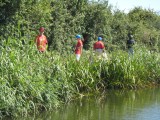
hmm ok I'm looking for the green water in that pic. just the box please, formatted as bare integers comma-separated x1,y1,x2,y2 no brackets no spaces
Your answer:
31,88,160,120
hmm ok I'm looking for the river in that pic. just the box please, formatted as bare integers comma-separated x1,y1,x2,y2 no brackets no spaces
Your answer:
24,87,160,120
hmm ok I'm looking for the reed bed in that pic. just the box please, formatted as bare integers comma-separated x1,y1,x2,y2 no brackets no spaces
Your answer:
0,40,160,118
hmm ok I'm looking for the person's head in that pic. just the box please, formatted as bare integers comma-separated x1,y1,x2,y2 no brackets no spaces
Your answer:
129,35,133,40
98,37,102,41
130,35,133,38
39,27,45,34
76,34,81,39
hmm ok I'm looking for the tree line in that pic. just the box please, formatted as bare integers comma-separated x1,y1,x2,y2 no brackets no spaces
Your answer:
1,0,160,53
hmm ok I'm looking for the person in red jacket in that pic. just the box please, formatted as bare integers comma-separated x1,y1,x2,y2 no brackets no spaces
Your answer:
35,27,48,52
75,34,83,61
93,37,105,58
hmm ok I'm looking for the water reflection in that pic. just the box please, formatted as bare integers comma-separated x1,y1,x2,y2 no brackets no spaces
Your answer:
33,87,160,120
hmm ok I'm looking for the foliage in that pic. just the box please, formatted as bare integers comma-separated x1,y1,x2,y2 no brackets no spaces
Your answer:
1,1,160,52
0,38,160,118
1,0,160,118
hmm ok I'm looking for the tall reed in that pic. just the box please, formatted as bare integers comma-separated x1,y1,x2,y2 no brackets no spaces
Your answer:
0,40,160,118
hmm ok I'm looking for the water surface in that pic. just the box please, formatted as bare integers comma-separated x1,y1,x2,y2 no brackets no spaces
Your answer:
33,87,160,120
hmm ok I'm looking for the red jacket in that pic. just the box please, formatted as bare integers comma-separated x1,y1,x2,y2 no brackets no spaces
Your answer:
94,41,105,49
75,39,83,54
35,35,48,52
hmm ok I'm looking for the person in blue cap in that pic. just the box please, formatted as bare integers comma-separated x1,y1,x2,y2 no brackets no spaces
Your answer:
75,34,83,61
93,36,105,59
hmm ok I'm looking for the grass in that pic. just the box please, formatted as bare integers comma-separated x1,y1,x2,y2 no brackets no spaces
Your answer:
0,39,160,118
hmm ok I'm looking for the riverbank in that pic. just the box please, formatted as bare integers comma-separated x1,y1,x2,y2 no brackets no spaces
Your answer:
0,45,160,118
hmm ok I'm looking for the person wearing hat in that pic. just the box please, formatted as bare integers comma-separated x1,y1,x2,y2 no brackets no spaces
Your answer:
35,27,48,52
127,34,135,56
75,34,83,61
93,36,105,59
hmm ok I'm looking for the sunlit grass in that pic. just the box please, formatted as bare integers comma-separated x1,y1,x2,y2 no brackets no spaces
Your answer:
0,40,160,118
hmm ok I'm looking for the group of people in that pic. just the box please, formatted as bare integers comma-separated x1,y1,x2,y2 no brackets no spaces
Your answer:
35,27,135,61
74,34,106,61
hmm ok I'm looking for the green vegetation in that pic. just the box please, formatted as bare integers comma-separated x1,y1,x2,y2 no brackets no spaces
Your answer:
1,0,160,52
0,41,160,118
0,0,160,118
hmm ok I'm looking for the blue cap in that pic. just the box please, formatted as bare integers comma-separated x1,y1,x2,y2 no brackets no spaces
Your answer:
98,37,102,41
76,35,81,39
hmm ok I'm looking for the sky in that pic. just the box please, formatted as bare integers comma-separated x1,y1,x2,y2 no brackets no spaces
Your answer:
108,0,160,13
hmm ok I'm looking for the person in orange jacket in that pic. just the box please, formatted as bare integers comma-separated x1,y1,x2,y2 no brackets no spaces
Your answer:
35,27,48,52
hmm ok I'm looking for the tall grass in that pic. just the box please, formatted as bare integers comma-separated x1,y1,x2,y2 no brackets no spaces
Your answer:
0,39,160,118
102,45,160,88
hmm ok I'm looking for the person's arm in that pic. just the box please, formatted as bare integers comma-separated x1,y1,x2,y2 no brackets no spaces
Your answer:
80,45,83,54
78,41,83,49
78,40,83,53
133,39,135,45
45,36,48,44
45,36,48,49
126,40,130,48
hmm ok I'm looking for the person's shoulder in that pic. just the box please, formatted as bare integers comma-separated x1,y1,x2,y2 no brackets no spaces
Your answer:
100,41,104,44
42,35,47,39
42,34,47,37
79,39,83,42
80,40,83,44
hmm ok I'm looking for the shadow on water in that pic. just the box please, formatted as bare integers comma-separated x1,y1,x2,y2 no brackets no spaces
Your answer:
19,87,160,120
